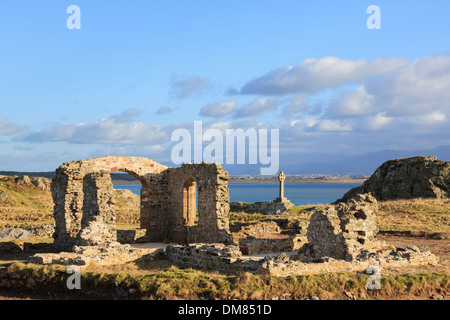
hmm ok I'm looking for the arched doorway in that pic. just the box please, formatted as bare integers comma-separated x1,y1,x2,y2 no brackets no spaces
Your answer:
111,170,142,232
52,156,169,249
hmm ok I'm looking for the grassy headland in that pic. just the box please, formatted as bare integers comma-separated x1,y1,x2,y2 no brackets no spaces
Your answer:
1,175,449,300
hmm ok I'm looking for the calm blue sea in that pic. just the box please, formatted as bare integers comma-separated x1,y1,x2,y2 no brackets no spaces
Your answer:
114,183,361,206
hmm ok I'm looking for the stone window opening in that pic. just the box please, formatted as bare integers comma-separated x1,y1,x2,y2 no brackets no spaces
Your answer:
183,178,199,226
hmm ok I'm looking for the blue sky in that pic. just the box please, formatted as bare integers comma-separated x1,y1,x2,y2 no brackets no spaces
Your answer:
1,1,450,172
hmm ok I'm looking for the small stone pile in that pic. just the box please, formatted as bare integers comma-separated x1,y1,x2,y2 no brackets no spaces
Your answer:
166,243,242,271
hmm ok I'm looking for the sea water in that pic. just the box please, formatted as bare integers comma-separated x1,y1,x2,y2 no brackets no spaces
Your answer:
113,183,361,206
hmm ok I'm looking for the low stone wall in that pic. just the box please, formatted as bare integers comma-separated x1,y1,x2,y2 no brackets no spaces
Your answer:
165,243,245,273
239,235,307,255
117,229,147,244
166,243,440,277
29,242,162,266
0,241,49,253
263,246,439,277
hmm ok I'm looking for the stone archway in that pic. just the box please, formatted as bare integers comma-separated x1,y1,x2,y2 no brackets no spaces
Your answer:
51,156,233,250
51,156,168,249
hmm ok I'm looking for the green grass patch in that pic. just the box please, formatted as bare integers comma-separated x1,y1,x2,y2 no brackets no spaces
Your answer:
3,262,449,300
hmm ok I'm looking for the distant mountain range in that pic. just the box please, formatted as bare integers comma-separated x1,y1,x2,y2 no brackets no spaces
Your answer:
2,145,449,178
288,145,450,176
223,145,450,177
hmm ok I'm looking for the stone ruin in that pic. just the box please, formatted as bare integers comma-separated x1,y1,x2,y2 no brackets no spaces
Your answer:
50,156,233,250
299,193,382,262
166,193,439,276
29,157,439,274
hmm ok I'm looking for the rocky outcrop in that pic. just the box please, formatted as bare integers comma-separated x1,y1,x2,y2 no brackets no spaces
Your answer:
0,228,34,240
342,156,450,201
0,225,56,240
0,191,8,202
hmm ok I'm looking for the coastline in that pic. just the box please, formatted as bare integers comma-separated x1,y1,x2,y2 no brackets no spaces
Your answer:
112,177,367,186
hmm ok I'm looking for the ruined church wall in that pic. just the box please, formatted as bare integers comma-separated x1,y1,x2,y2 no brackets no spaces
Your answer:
51,157,233,249
167,163,232,244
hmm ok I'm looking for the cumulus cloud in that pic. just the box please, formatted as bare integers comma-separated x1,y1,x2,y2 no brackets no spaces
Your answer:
233,98,278,118
328,86,375,117
0,120,28,136
364,55,450,117
169,75,213,99
239,56,405,95
21,111,168,145
281,94,316,117
324,55,450,134
199,100,237,117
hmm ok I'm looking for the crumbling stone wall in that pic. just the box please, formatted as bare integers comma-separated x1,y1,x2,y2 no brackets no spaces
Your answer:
165,243,439,276
77,172,117,246
51,157,232,249
299,194,381,261
167,163,233,244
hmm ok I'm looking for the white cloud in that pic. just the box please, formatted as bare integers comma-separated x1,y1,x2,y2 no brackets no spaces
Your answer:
328,86,375,117
422,111,447,124
233,98,278,118
320,55,450,136
22,112,168,145
281,94,311,117
0,120,28,136
315,119,352,132
239,56,405,95
199,100,237,117
364,55,450,117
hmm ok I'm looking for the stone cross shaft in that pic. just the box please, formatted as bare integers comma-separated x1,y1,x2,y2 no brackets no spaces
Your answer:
277,171,287,202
